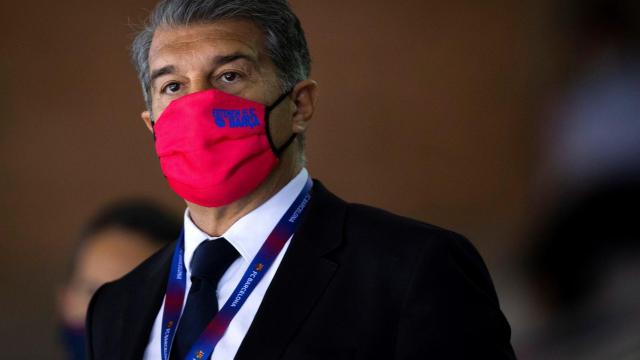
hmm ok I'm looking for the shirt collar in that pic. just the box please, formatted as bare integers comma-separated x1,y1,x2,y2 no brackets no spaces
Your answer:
183,168,309,273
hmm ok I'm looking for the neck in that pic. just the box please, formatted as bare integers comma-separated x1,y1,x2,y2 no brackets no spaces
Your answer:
186,157,302,237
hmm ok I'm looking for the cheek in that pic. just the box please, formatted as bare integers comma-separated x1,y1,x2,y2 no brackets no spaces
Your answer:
152,101,170,123
267,105,294,145
60,284,94,325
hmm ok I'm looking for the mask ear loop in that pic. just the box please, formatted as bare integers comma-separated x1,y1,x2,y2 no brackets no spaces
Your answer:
265,91,296,158
151,119,156,142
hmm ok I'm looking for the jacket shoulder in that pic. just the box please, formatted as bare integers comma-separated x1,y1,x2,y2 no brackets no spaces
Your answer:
344,202,469,250
342,202,499,304
339,205,514,357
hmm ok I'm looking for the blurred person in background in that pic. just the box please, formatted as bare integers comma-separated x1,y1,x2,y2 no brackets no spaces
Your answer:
58,199,180,360
540,0,640,199
521,0,640,359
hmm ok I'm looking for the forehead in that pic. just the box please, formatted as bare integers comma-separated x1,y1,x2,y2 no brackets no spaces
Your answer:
149,19,266,69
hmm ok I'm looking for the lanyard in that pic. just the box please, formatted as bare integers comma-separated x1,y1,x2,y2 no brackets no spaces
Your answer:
161,178,313,360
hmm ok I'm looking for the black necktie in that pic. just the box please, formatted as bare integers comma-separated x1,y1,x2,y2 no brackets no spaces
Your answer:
170,238,239,360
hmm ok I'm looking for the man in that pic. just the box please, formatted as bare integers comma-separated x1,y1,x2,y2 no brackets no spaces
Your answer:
58,199,180,359
86,1,516,359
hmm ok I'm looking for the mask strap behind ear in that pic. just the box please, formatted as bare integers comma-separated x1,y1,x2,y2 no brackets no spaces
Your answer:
151,116,157,142
265,90,296,158
266,91,291,113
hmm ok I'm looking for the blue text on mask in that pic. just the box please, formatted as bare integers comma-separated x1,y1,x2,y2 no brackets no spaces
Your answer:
212,109,260,128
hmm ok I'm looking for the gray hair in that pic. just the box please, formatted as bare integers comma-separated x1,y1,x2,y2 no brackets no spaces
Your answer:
131,0,311,112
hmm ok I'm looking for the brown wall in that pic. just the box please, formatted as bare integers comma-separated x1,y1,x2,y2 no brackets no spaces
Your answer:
0,0,555,357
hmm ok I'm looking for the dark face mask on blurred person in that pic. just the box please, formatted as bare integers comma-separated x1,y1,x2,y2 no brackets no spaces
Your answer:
60,324,85,360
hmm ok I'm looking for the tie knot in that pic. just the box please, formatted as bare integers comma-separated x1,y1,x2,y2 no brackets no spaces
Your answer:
190,238,239,283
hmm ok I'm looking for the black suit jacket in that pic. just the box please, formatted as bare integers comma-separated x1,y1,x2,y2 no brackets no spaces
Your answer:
86,181,516,359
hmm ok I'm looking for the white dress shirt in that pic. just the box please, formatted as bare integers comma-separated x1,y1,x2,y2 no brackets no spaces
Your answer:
143,168,309,360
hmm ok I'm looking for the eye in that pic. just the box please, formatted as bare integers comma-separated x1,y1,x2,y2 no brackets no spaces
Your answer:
162,82,181,94
220,72,240,83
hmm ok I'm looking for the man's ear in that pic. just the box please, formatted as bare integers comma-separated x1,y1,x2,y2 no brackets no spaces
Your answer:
141,110,154,133
290,79,318,134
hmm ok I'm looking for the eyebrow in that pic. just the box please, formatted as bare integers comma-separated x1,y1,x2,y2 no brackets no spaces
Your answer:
214,52,258,67
149,52,258,86
150,65,176,84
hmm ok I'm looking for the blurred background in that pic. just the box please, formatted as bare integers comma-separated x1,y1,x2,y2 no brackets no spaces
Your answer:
1,0,638,358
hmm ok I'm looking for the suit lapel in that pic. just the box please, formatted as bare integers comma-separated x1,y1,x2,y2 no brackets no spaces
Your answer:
120,241,176,360
235,180,347,360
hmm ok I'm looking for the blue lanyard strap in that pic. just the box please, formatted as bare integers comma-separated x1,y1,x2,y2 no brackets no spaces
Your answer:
161,178,313,360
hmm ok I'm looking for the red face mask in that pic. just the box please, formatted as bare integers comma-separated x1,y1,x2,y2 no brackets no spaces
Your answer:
153,89,294,207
